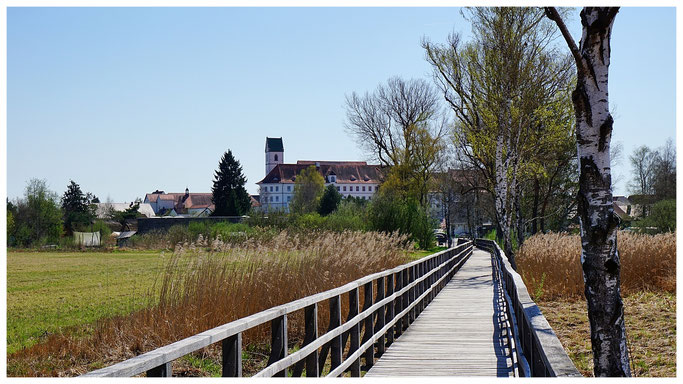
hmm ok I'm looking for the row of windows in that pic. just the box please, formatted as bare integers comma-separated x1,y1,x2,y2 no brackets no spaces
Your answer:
268,195,293,202
336,185,378,192
266,184,379,193
267,185,292,193
267,194,372,204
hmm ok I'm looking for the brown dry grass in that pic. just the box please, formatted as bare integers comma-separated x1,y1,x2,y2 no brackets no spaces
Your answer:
8,230,410,377
516,231,676,300
538,292,676,377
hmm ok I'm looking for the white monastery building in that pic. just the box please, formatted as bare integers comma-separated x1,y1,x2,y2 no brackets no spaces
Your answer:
257,137,383,212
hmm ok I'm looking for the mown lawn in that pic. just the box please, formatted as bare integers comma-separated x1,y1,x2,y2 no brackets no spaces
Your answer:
407,246,448,261
6,250,168,354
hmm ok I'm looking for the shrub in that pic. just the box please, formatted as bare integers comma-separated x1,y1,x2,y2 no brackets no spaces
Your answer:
368,193,435,249
633,199,675,234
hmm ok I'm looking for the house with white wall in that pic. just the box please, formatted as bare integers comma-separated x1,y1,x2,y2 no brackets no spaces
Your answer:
256,137,383,212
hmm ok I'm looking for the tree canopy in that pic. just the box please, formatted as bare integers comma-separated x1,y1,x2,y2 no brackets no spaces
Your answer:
211,150,252,216
9,179,62,247
318,184,342,216
345,77,446,205
290,165,325,214
61,180,96,235
424,7,575,258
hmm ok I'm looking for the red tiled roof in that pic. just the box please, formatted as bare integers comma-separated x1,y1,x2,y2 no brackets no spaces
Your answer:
146,192,215,211
258,163,384,184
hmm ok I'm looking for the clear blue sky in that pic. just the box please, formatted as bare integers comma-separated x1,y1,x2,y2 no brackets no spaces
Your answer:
6,7,676,202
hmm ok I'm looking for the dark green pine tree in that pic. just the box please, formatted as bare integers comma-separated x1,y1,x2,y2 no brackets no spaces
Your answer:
61,180,95,235
318,184,342,216
212,150,252,216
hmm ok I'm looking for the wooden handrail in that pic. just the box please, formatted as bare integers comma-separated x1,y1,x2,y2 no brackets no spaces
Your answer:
474,239,581,377
81,241,474,377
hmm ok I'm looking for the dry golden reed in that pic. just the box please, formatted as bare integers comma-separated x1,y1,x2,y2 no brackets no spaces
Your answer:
516,231,676,300
9,230,410,377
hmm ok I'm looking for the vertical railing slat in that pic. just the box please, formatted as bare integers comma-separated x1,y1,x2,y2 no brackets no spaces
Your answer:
329,296,343,373
222,333,242,377
394,270,404,338
302,303,319,377
374,276,386,357
385,273,395,347
362,281,374,370
267,314,288,377
146,362,171,377
348,288,361,377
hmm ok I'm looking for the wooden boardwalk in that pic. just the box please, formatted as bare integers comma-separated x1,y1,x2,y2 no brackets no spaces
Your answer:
365,248,515,377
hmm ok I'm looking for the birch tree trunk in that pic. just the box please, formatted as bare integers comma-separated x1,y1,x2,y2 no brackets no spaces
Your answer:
546,7,630,377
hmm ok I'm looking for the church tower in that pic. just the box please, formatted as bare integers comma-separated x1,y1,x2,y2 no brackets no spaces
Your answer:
265,137,284,175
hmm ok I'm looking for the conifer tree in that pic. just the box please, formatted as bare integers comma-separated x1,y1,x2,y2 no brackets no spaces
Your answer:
61,180,95,235
318,184,342,216
211,150,251,216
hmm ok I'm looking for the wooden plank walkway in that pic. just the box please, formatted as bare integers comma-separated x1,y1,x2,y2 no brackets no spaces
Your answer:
365,248,515,377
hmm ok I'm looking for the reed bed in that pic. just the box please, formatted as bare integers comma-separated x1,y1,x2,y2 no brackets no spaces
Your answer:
516,231,676,300
9,230,410,377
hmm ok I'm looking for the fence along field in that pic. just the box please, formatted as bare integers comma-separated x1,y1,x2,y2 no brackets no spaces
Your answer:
7,230,412,377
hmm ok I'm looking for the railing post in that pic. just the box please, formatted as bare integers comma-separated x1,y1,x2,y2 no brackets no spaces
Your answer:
394,270,404,338
409,265,416,323
304,303,319,377
362,281,374,370
329,295,343,372
267,314,288,377
402,267,410,330
428,258,434,302
416,263,423,315
385,273,395,347
222,333,242,377
147,362,171,377
348,288,361,377
374,276,386,357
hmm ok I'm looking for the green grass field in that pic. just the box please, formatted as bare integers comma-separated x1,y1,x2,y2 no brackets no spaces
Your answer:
6,250,169,354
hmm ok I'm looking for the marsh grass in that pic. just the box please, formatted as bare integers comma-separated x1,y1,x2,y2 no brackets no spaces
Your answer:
8,229,409,376
516,231,675,300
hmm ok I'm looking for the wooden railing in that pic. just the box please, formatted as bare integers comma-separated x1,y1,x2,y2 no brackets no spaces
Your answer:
81,241,473,377
474,239,581,377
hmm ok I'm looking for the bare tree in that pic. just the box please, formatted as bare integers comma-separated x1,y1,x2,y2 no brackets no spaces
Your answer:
628,145,656,195
546,6,630,377
651,138,676,199
345,77,446,205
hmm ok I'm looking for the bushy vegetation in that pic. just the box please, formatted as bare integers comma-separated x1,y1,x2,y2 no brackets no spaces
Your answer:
8,230,410,376
633,199,675,234
516,231,676,300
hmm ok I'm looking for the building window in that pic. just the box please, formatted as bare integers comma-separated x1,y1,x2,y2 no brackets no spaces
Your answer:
337,186,340,191
375,186,379,191
276,196,279,202
270,186,273,192
276,186,279,192
343,186,346,191
274,154,278,161
356,186,359,192
270,196,273,202
288,186,291,192
287,196,291,202
362,186,366,192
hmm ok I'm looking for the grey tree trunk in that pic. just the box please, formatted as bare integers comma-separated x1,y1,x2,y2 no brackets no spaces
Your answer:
546,7,630,377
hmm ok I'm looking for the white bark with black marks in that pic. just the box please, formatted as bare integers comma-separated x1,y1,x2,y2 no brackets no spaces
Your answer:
546,7,630,377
